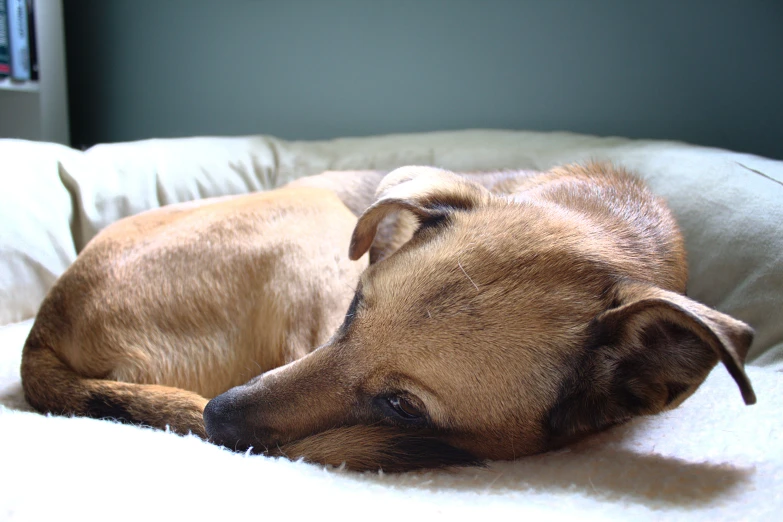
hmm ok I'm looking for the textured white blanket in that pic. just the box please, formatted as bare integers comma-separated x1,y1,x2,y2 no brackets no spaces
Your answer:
1,319,780,521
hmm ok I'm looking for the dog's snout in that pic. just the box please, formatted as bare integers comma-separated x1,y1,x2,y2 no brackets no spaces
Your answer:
204,388,255,451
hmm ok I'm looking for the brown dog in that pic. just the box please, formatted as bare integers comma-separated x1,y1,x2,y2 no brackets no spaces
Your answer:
20,163,756,471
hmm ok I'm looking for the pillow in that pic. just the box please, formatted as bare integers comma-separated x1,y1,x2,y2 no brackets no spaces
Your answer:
1,130,780,369
0,140,79,325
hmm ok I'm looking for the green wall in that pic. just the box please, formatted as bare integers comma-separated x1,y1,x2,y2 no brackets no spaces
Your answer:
65,0,782,159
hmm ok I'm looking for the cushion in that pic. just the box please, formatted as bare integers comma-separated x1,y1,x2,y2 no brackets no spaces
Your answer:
0,140,79,325
1,130,780,366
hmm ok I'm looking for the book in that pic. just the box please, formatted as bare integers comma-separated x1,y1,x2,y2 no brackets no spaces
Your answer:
0,1,10,78
6,0,30,81
26,0,36,80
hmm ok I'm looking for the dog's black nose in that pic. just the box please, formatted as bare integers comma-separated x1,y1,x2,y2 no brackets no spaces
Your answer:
203,389,251,451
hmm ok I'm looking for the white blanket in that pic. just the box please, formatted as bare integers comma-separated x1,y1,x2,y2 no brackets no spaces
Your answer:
1,319,780,521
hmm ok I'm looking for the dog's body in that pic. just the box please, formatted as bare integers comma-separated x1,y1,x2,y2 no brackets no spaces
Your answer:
21,163,756,471
21,185,371,437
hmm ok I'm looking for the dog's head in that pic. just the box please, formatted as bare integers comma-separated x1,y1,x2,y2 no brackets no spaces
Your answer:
204,166,755,471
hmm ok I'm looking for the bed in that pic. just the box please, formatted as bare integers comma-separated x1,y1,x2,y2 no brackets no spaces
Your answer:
1,129,781,521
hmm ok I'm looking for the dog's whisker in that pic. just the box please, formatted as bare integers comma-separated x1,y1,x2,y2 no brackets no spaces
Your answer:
458,259,479,291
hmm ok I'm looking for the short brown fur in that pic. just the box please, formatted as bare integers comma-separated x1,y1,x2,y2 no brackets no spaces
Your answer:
21,163,755,471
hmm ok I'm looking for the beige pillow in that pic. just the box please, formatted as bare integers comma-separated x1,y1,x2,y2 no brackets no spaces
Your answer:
1,131,780,368
0,140,79,324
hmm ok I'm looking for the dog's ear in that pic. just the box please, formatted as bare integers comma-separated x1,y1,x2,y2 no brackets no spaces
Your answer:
548,282,755,445
349,166,490,261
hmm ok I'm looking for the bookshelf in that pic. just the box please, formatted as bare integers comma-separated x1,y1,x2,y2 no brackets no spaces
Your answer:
0,0,69,145
0,78,39,92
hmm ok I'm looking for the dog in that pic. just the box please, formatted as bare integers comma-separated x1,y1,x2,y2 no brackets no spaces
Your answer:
20,162,756,472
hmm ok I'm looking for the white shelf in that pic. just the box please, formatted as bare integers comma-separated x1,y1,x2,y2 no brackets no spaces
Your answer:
0,78,41,93
0,0,69,145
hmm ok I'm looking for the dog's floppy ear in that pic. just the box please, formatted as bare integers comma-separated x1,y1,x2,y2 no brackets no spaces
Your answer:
548,281,755,445
349,166,490,261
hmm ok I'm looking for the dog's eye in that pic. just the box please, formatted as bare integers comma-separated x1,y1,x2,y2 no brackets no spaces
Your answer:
387,396,421,419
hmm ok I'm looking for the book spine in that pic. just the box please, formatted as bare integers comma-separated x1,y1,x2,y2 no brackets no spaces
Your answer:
6,0,30,81
25,0,35,80
0,0,10,78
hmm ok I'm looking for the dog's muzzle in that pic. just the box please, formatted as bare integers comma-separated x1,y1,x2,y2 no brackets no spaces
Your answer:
203,386,262,452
